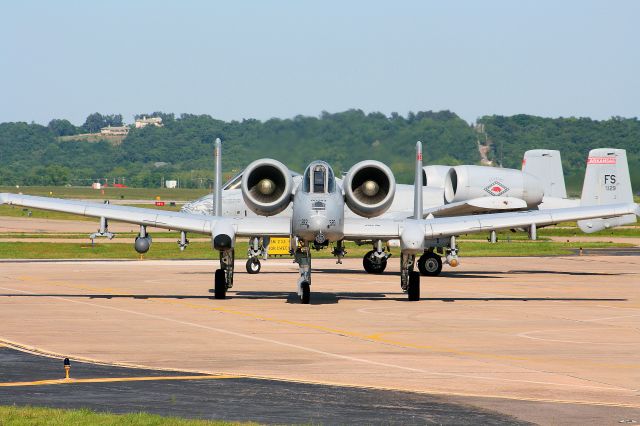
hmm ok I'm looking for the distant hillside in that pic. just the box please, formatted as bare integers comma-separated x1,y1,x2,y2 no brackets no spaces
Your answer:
0,110,479,187
478,115,640,192
0,111,638,191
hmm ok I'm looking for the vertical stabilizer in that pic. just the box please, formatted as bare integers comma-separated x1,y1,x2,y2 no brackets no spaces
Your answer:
214,138,222,216
522,150,567,198
578,148,636,232
414,141,423,219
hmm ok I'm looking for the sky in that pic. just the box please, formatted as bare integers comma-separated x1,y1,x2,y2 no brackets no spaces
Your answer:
1,0,638,125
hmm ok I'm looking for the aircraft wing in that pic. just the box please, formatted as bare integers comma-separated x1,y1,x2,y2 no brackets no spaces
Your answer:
0,193,291,236
344,203,639,240
422,196,528,218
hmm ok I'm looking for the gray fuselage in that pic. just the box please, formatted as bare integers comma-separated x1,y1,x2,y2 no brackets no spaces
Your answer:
291,161,345,243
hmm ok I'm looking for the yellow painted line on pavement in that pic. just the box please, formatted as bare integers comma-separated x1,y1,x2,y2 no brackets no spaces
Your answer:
0,375,238,387
2,337,639,410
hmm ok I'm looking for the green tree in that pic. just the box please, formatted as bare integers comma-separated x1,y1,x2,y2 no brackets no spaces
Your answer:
47,119,78,136
82,113,107,133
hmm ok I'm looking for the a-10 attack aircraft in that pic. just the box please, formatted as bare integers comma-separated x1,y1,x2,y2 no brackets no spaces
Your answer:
0,141,638,304
181,148,579,276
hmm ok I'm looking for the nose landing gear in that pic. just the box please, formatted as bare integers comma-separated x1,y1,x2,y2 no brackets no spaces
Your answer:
294,244,312,304
214,249,235,299
400,252,420,301
362,240,391,274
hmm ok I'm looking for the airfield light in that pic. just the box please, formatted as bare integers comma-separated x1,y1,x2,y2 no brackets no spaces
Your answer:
63,358,71,379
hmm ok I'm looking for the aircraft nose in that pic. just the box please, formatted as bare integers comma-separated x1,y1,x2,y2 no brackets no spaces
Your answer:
309,215,329,231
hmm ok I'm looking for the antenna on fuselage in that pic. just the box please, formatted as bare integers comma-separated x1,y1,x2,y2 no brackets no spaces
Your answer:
413,141,423,220
214,138,222,216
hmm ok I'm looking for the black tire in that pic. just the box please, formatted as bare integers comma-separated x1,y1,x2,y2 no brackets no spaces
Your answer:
362,250,387,274
214,269,226,299
246,258,261,274
418,252,442,276
408,271,420,301
300,281,310,304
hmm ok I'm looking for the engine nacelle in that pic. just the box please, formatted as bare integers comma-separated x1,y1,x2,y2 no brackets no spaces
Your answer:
344,160,396,218
241,159,293,216
423,165,453,189
444,165,544,206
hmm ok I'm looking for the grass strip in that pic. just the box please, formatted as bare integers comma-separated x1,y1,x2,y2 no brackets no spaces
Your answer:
0,405,252,426
0,241,631,260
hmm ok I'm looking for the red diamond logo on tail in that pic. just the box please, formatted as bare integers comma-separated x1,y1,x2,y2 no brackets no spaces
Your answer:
484,181,509,196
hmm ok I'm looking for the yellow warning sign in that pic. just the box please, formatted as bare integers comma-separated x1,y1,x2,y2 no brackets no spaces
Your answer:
269,237,291,255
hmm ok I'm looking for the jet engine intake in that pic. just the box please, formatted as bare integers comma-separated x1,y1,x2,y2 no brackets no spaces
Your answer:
241,159,293,216
344,160,396,218
443,165,544,206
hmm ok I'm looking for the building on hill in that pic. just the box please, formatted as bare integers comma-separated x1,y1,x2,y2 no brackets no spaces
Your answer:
135,116,163,128
100,125,130,136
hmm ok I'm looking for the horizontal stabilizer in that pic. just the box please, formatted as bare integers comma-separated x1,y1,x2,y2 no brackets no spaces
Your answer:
578,213,637,233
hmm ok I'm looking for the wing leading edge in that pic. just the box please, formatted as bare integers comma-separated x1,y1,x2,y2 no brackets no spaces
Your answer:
0,193,291,236
344,203,639,240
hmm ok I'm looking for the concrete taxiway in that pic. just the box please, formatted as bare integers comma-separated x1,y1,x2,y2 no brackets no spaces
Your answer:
0,256,638,425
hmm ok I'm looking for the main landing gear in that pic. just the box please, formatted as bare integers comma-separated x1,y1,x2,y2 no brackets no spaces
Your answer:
417,237,460,276
214,249,235,299
400,252,420,301
362,240,391,274
417,251,442,276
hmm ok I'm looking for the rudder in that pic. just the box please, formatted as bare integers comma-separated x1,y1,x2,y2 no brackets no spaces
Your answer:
522,150,567,198
578,148,636,232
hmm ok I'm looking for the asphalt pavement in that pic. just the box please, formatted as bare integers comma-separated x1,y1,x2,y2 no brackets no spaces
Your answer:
0,346,527,425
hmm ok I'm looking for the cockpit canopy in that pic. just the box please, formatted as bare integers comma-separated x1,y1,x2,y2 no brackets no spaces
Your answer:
302,161,336,194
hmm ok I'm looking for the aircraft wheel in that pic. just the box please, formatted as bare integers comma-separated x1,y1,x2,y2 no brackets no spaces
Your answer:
408,271,420,301
246,258,261,274
300,281,310,304
214,269,226,299
418,252,442,276
362,250,387,274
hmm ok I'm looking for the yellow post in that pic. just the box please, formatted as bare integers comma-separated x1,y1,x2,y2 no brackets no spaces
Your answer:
63,358,70,379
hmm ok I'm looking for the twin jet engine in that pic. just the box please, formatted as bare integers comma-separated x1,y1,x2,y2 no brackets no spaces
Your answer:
241,158,397,218
425,165,544,207
241,159,293,216
343,160,396,218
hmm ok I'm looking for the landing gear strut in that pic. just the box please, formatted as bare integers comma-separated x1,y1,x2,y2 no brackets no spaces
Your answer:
294,243,311,304
363,240,391,274
214,249,235,299
400,252,420,301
